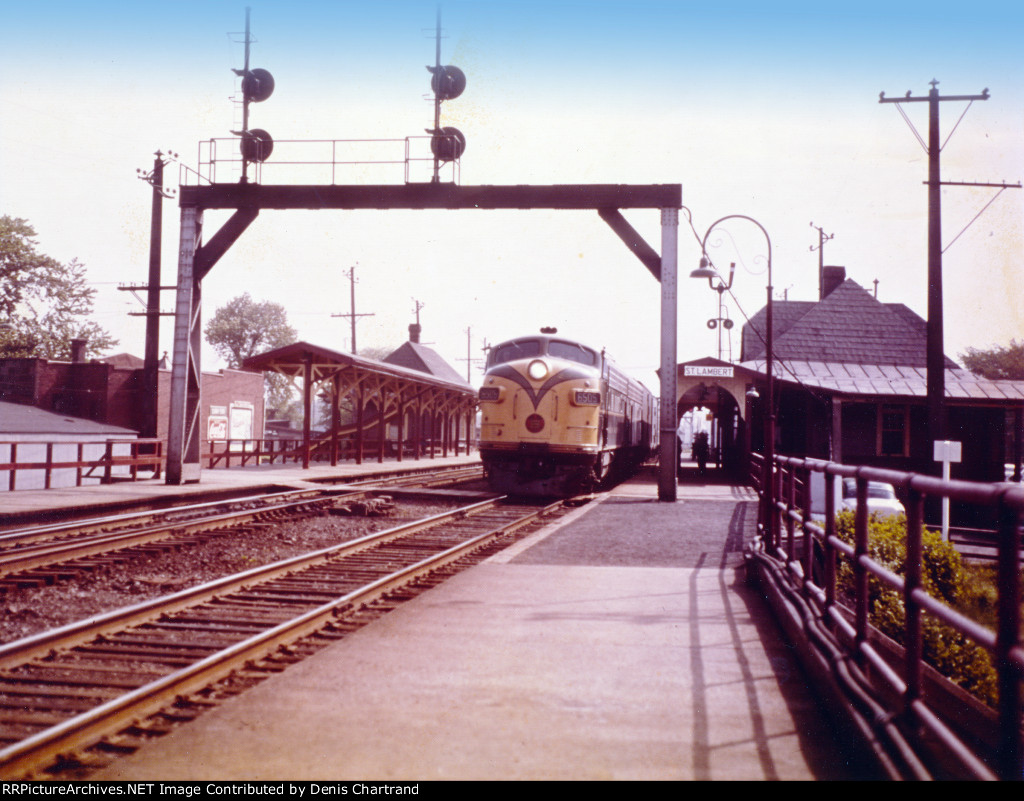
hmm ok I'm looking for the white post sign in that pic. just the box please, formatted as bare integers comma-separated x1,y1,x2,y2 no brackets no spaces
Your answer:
934,440,962,541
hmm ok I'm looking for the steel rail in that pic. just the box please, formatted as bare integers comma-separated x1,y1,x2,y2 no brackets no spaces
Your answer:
0,487,345,545
0,496,554,778
334,464,485,488
0,496,504,667
0,492,365,582
0,462,483,542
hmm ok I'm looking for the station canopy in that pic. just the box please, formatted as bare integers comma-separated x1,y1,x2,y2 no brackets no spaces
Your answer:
243,341,477,465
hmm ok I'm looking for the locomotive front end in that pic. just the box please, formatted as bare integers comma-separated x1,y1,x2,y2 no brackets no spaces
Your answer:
478,336,604,495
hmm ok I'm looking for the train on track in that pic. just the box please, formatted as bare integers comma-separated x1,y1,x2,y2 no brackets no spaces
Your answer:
477,333,658,495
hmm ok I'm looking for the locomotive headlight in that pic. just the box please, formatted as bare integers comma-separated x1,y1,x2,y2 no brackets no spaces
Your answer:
527,359,548,381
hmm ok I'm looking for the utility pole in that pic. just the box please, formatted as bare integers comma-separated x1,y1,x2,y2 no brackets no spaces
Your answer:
124,151,177,439
809,222,834,300
457,326,482,382
880,81,995,451
332,265,374,354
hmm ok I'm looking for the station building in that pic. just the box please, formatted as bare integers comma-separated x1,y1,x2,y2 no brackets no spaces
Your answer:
680,266,1024,523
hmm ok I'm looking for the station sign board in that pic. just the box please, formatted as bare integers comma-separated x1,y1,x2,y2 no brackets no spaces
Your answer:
684,365,734,378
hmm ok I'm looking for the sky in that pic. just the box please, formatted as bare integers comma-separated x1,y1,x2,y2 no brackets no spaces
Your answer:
1,0,1022,390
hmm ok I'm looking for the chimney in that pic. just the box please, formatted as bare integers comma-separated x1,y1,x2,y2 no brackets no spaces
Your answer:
821,265,846,299
70,338,88,363
408,323,421,344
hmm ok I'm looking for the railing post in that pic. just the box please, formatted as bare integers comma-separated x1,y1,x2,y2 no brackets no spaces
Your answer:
904,486,924,718
824,469,837,611
785,462,796,564
8,443,16,491
801,463,814,587
45,442,54,489
772,456,783,553
76,442,84,486
103,441,112,484
761,456,772,551
854,475,869,659
996,496,1023,780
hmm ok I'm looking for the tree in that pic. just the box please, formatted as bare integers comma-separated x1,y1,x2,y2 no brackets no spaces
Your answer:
959,340,1024,380
0,216,117,359
204,293,298,418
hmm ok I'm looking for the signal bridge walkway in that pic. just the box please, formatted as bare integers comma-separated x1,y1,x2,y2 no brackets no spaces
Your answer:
87,462,872,781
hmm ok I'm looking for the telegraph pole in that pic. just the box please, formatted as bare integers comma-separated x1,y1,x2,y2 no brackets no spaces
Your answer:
125,151,177,439
880,81,990,449
457,326,482,382
332,265,374,354
809,222,834,300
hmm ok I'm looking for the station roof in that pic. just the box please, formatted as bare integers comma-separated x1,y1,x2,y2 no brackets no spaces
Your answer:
242,341,475,396
384,342,471,388
0,401,139,436
741,279,958,368
738,359,1024,403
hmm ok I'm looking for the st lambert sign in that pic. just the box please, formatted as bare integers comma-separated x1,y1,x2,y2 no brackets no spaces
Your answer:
684,365,735,378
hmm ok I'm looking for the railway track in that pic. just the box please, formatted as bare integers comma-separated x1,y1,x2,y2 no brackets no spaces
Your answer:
0,489,358,592
0,496,568,779
340,464,484,489
0,465,490,593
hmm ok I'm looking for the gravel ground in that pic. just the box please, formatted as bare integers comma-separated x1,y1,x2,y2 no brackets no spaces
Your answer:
0,498,459,644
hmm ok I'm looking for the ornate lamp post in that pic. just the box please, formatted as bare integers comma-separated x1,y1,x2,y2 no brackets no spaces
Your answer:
693,260,736,361
692,215,774,547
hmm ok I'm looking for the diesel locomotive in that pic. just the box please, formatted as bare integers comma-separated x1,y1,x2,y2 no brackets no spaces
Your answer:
477,333,658,495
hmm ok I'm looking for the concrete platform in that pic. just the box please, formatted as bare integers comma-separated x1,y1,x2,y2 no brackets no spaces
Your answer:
90,473,866,781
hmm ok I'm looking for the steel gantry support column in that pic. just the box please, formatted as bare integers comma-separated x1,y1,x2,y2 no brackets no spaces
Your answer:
166,206,203,484
659,208,679,502
165,207,259,484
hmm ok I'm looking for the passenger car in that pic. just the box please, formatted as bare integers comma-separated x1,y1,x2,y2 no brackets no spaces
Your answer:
840,479,905,517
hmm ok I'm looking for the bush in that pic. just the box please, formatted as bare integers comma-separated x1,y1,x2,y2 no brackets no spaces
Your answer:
832,510,998,706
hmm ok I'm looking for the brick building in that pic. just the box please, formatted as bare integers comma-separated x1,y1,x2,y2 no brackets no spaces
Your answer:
0,349,264,444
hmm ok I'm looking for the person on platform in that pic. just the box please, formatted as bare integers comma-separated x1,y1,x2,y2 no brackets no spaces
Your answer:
693,431,710,478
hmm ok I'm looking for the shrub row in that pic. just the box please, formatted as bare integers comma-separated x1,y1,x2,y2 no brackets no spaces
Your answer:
832,510,998,706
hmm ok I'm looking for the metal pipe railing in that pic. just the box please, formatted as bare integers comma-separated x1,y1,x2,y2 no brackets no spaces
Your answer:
754,453,1024,780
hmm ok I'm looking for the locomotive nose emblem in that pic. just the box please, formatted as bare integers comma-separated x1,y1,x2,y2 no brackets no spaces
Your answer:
525,414,545,433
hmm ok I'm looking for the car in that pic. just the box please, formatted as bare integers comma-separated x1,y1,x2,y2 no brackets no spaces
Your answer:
840,479,905,517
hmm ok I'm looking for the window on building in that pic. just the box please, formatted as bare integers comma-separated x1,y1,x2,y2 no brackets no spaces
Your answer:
879,405,909,457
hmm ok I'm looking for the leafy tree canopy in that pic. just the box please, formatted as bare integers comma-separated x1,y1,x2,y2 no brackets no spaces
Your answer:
204,293,298,419
204,293,297,368
0,215,117,359
959,339,1024,380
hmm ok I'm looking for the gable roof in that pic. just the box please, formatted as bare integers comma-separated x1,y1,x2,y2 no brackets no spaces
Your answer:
102,353,144,369
383,342,471,388
741,278,958,368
